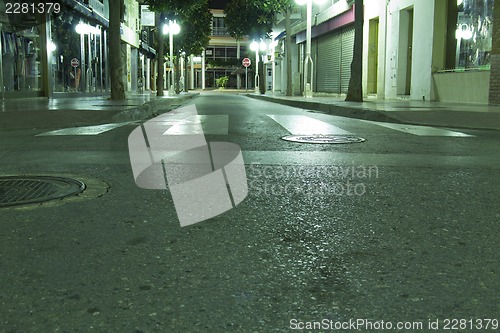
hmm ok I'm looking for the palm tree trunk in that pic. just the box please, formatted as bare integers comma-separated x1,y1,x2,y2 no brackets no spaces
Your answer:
109,0,125,100
285,6,293,96
345,0,363,102
156,13,164,96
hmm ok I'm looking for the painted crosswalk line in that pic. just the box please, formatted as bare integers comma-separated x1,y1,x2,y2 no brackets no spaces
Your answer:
367,121,474,137
164,115,228,135
267,115,352,135
36,122,131,136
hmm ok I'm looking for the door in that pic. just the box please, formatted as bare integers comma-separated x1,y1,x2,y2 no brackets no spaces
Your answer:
367,18,379,94
406,9,413,95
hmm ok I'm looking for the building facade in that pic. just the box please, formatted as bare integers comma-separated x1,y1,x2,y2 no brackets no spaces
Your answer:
276,0,496,104
0,0,144,99
200,8,253,90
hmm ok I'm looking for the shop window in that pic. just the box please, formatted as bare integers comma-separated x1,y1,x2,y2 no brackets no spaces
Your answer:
226,47,237,58
1,26,42,92
51,11,105,93
455,0,494,69
214,47,226,58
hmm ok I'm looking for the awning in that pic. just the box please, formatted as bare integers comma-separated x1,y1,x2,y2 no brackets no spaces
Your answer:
60,0,109,28
274,30,286,41
140,42,157,58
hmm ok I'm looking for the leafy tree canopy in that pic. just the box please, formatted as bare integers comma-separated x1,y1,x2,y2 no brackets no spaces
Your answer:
224,0,289,40
144,0,199,18
176,1,212,55
144,0,212,55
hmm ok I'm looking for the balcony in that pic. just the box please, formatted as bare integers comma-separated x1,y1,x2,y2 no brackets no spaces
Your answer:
211,27,230,36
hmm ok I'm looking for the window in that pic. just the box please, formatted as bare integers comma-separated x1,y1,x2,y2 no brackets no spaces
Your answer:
226,47,237,58
455,0,494,69
212,17,229,36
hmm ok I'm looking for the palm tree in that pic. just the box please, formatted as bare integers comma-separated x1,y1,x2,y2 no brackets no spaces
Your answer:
109,0,126,100
345,0,363,102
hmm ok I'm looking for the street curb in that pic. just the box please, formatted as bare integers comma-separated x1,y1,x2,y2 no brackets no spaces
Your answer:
112,93,199,122
246,94,402,124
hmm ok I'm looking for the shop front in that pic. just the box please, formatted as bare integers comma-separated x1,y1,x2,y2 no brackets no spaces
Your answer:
1,10,46,98
50,8,108,97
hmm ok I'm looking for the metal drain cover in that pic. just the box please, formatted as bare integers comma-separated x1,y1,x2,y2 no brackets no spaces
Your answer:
281,135,366,144
0,176,86,207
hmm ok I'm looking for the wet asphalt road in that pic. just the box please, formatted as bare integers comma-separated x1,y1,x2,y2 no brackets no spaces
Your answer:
0,93,499,332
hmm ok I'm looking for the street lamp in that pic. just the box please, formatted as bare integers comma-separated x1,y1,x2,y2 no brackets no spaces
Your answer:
250,40,259,94
180,50,186,92
250,39,270,94
295,0,325,97
75,22,100,93
163,19,180,96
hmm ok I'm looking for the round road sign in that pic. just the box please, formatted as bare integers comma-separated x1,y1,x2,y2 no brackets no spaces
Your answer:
71,58,79,68
242,58,251,67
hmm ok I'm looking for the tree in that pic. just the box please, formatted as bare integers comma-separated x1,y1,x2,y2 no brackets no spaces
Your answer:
175,0,212,93
284,5,293,96
224,0,275,41
144,0,212,95
345,0,363,102
155,12,165,97
225,0,293,94
109,0,125,100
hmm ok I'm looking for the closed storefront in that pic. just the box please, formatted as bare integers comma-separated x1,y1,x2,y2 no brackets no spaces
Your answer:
315,25,354,94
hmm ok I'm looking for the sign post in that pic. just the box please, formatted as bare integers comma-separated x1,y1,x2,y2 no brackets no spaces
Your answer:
242,58,251,91
71,58,79,90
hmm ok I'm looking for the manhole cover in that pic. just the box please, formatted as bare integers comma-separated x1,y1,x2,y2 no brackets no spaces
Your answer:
0,176,86,207
281,135,366,144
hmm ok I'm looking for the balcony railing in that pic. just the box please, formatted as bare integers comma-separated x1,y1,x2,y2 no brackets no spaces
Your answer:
211,27,230,36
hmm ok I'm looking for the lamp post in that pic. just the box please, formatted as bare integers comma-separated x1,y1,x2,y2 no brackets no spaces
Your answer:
180,51,186,92
250,40,260,94
250,39,269,94
163,19,180,96
295,0,325,98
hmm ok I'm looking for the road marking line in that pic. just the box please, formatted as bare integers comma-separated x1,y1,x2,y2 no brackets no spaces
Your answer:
268,115,352,135
164,115,228,135
36,122,131,136
367,121,474,137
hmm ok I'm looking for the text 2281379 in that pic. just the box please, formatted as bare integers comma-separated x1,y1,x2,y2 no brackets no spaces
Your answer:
5,2,61,15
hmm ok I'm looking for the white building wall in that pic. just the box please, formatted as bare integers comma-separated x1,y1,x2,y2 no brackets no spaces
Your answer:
362,0,387,98
384,0,436,100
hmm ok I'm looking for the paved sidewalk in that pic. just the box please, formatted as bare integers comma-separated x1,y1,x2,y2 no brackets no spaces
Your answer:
0,92,199,130
246,92,500,130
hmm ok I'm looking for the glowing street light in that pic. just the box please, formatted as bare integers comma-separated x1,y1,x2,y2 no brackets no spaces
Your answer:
75,23,100,35
48,40,56,52
163,19,181,95
250,40,260,94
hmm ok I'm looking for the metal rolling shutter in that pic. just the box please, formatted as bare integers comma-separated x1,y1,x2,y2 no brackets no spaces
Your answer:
340,27,355,94
316,32,341,93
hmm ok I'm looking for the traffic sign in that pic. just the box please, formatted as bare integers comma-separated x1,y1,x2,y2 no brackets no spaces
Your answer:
71,58,79,68
242,58,251,67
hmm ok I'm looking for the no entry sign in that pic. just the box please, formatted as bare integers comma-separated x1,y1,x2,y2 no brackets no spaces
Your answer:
242,58,251,67
71,58,79,68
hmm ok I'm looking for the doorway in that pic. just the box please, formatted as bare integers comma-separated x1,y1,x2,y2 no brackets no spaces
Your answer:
397,8,414,96
367,18,379,94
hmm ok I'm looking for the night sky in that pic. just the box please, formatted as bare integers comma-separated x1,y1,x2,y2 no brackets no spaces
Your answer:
209,0,228,9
